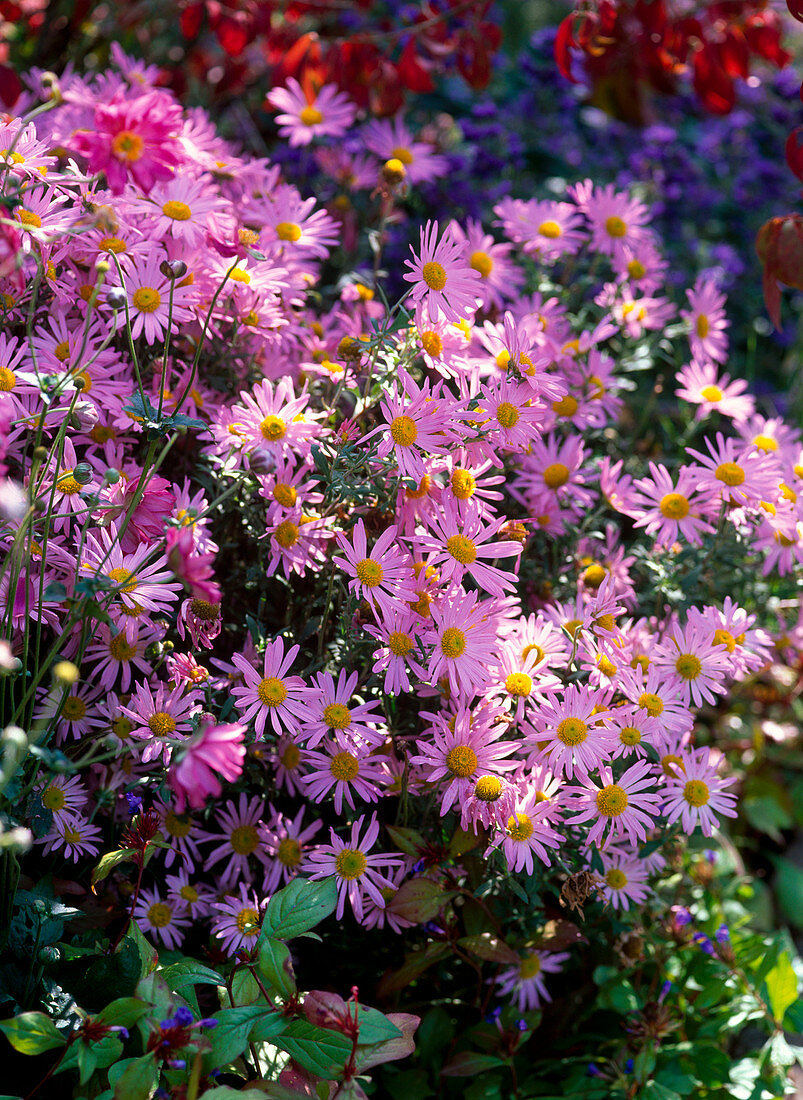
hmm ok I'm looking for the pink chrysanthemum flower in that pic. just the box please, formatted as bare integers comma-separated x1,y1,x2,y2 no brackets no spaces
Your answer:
473,378,546,460
234,377,320,459
410,706,516,814
39,813,102,863
168,721,247,811
82,625,154,693
300,669,385,750
365,613,428,696
270,737,312,797
335,519,417,620
662,747,738,836
268,78,356,147
373,370,466,481
36,775,88,826
500,792,562,873
109,251,196,345
306,813,405,921
675,360,754,422
198,792,270,886
165,869,216,919
681,275,729,364
597,849,652,911
301,735,390,815
527,684,614,779
121,680,201,765
134,886,192,949
632,463,715,547
362,116,448,184
509,432,594,516
231,638,308,738
655,621,729,708
459,774,517,832
450,218,524,310
263,805,321,894
687,598,772,679
403,220,481,325
212,886,264,955
134,174,222,249
428,590,502,699
417,500,521,597
494,950,570,1012
493,196,585,261
607,703,661,761
572,179,651,262
566,759,661,847
686,432,779,507
265,509,331,580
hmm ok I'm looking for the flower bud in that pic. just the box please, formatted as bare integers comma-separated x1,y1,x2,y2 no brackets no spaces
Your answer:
160,259,188,280
73,462,92,485
72,399,99,432
382,158,406,186
53,660,79,686
104,467,121,485
106,286,127,310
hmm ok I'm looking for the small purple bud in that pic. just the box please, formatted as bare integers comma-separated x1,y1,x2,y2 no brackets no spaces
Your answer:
704,848,717,863
658,980,672,1003
159,1019,173,1031
110,1026,129,1039
516,1019,527,1031
674,907,692,927
625,1058,634,1073
693,932,715,956
168,1059,186,1069
174,1006,193,1026
715,924,730,943
411,859,425,874
199,1018,218,1029
588,1063,603,1077
125,792,142,815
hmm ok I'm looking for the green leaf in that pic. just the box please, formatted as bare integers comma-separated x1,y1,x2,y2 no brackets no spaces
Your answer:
202,1006,281,1071
353,1005,402,1046
441,1052,506,1076
59,1032,123,1083
160,960,223,1005
269,1018,351,1079
259,878,337,943
457,934,520,966
111,1052,158,1100
774,857,803,929
385,826,427,856
764,951,799,1024
90,850,139,888
378,942,448,997
230,967,262,1006
257,938,296,999
388,878,453,923
0,1011,66,1055
97,998,151,1029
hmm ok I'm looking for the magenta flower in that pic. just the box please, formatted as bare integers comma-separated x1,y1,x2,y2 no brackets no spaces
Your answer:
662,748,737,837
428,590,502,699
632,463,715,548
306,813,405,921
418,499,522,597
403,220,481,325
231,638,308,738
335,519,417,621
268,78,356,147
566,759,661,847
681,275,729,365
168,721,247,812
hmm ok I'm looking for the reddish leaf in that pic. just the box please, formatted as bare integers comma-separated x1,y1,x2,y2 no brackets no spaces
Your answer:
442,1051,506,1076
786,127,803,182
397,37,434,93
377,942,448,997
554,14,578,82
457,933,520,965
743,13,791,68
0,64,21,108
388,877,454,923
179,2,204,39
215,16,250,57
718,29,749,79
385,825,427,857
692,44,735,114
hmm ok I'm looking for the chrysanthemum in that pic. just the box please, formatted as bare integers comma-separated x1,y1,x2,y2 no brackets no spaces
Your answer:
362,116,448,184
268,78,356,147
662,747,737,836
527,684,614,779
500,793,562,873
493,196,585,261
121,680,201,765
403,220,481,325
686,432,779,507
364,612,429,696
675,360,754,422
417,500,522,598
631,463,715,547
211,885,264,956
231,638,308,738
306,813,405,921
428,590,502,699
265,509,331,580
197,793,270,886
134,174,222,249
654,621,729,708
301,735,391,815
617,665,694,742
108,250,196,345
681,275,729,365
335,519,417,621
299,669,385,750
165,869,216,918
494,950,570,1012
36,774,88,826
597,849,651,911
134,886,192,949
373,369,466,481
566,759,661,847
473,378,546,459
233,377,320,459
573,179,651,263
450,218,524,311
262,805,321,894
39,812,102,862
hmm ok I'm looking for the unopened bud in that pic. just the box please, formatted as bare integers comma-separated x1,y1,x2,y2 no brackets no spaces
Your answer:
73,462,92,486
104,467,121,485
160,259,188,280
106,287,127,310
382,158,406,186
53,660,79,686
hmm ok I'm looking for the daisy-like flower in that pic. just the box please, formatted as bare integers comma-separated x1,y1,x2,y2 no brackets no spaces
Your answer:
500,792,562,873
39,813,102,862
166,869,216,918
687,598,772,679
495,950,570,1012
566,759,661,847
617,665,693,743
231,638,308,738
268,78,356,147
631,463,715,547
257,186,340,261
418,500,522,598
403,220,481,325
662,747,737,836
450,218,524,310
306,813,405,921
82,625,154,693
428,590,502,699
335,519,417,620
263,805,321,893
265,509,331,580
509,432,594,516
233,377,320,459
108,250,196,344
301,735,390,815
654,621,729,708
198,793,270,885
362,116,448,184
681,275,729,364
573,179,651,262
686,432,779,507
675,360,754,422
271,737,312,797
460,774,517,833
597,849,652,911
410,706,516,814
121,680,201,765
493,196,585,261
35,681,106,742
212,885,264,955
134,886,192,949
365,612,428,696
36,774,88,825
134,174,222,249
473,378,546,460
607,703,661,761
300,669,385,750
373,369,466,481
527,684,614,779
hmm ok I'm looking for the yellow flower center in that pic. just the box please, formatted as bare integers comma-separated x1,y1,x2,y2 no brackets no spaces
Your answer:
148,711,177,737
538,220,562,239
552,394,578,417
42,786,66,810
596,783,628,817
274,520,299,548
106,566,137,593
505,672,532,697
450,469,476,499
99,236,127,254
563,618,583,638
421,261,447,291
683,779,710,807
162,200,192,221
17,208,42,228
752,434,777,452
659,493,690,520
299,105,323,126
661,753,685,777
132,286,161,313
605,868,628,889
700,384,722,402
638,692,664,717
597,655,617,677
111,130,144,162
146,902,173,928
583,563,607,589
446,534,477,565
675,653,702,680
440,627,467,658
236,907,260,936
619,725,641,746
230,824,260,855
543,462,570,489
180,884,199,903
280,743,301,769
507,812,534,841
496,401,520,429
470,250,493,277
713,628,736,653
421,330,442,357
595,614,616,632
58,470,82,495
696,314,710,338
392,145,414,165
272,482,297,507
556,717,588,746
519,954,541,978
260,414,286,441
474,775,502,801
446,744,478,778
276,221,302,242
335,848,367,880
390,415,418,446
164,811,193,837
62,696,87,721
0,367,16,391
355,558,384,587
388,630,413,656
521,643,544,664
715,462,744,486
108,634,137,662
229,268,251,284
258,677,288,707
277,837,302,867
330,752,359,781
605,215,627,238
627,258,646,279
53,339,70,362
323,703,351,730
